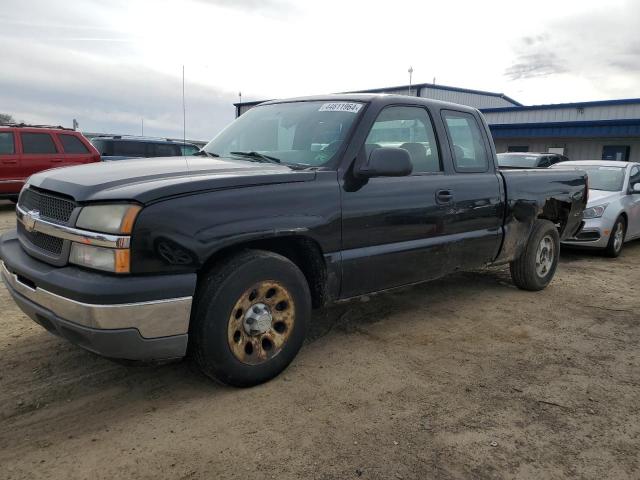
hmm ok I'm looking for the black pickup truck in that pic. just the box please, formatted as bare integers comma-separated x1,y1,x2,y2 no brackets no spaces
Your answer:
0,95,587,386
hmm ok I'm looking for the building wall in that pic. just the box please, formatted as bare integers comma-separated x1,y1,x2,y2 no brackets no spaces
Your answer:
418,87,515,109
493,137,640,162
484,103,640,125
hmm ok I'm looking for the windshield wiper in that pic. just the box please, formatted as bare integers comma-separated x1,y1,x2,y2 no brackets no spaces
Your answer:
194,150,219,158
229,151,312,170
230,151,281,164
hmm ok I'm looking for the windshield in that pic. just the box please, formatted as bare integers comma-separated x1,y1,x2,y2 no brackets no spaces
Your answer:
497,153,541,168
203,101,363,167
579,166,626,191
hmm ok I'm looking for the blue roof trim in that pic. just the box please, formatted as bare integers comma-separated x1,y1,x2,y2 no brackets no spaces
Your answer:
489,119,640,138
481,98,640,113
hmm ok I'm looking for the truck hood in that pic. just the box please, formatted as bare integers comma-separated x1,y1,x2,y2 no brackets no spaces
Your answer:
587,189,622,206
27,156,316,204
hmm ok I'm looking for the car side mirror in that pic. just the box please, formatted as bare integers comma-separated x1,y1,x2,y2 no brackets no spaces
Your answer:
632,183,640,193
357,147,413,178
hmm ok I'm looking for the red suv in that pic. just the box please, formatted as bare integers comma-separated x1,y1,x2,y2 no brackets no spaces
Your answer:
0,124,100,202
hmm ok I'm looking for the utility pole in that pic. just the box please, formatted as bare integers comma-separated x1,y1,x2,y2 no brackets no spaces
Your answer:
141,118,144,136
408,66,414,96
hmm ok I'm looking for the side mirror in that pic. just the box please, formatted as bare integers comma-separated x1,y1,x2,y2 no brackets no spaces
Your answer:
632,183,640,193
357,147,413,178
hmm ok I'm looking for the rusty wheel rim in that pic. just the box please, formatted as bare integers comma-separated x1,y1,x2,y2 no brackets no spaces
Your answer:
227,280,295,365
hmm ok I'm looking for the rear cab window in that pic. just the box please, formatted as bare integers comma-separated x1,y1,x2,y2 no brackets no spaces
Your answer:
59,134,90,154
0,131,15,154
442,110,489,173
21,132,58,154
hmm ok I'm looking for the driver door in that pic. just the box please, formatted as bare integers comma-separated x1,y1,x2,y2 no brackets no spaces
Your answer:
340,105,451,298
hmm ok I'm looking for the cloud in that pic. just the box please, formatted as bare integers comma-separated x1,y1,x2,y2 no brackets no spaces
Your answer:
505,36,568,80
504,0,640,96
0,39,236,140
192,0,296,13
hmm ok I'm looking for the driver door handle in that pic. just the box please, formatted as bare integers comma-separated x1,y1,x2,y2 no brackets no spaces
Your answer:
436,189,454,204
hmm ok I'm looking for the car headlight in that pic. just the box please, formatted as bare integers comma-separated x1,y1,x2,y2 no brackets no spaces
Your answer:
71,204,141,273
76,204,141,234
583,204,608,219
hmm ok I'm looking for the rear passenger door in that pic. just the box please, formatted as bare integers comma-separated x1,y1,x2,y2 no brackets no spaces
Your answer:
57,133,93,164
440,110,503,269
19,132,60,177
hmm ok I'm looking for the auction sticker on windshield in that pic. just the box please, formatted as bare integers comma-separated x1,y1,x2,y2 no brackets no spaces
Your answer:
318,102,363,113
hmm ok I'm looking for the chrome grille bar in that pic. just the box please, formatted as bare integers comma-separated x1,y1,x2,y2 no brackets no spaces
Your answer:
16,205,130,249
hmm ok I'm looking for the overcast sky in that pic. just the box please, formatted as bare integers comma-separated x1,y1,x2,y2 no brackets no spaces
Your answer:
1,0,638,140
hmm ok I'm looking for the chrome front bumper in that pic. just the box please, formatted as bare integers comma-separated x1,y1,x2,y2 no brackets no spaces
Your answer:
2,261,192,339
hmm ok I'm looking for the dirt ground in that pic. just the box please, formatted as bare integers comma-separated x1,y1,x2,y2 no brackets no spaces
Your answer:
0,200,638,480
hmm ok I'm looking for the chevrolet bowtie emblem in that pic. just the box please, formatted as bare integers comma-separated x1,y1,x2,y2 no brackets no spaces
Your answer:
23,210,40,232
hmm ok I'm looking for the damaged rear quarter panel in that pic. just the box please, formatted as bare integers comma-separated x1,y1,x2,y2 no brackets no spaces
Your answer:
493,169,588,264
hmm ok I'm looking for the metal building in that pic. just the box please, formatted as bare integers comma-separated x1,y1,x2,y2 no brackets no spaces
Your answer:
234,82,520,116
483,99,640,162
234,83,640,162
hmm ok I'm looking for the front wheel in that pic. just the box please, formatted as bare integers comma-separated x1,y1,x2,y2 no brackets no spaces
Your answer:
510,219,560,291
190,250,310,387
604,216,626,258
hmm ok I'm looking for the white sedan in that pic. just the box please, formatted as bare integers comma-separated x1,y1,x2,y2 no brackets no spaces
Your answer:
552,160,640,257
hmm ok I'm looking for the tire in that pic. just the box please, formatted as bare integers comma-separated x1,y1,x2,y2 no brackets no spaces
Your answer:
9,196,18,204
604,216,626,258
510,219,560,291
190,249,311,387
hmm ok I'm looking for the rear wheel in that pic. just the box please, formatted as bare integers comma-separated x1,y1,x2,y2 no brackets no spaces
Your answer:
191,250,310,387
604,216,626,258
510,219,560,291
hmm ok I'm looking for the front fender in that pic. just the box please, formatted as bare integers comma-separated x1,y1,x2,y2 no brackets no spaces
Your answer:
129,172,341,274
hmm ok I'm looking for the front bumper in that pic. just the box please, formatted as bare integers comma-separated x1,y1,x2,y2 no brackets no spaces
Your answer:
562,217,611,249
0,230,197,361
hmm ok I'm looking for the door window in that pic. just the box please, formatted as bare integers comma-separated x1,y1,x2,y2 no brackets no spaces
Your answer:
21,133,58,154
153,143,180,157
59,134,90,154
179,144,199,156
0,132,14,154
630,166,640,188
442,111,489,172
112,141,147,157
365,106,441,173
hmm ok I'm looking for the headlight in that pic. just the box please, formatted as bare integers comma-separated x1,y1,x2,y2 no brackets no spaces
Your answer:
76,204,141,234
583,204,608,219
70,243,130,273
72,203,141,273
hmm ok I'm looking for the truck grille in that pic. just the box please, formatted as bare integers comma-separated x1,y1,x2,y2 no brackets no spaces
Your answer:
18,222,64,255
17,187,77,263
19,188,76,224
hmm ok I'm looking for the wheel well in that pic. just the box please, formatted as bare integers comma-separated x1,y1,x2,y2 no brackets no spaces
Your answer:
538,199,571,234
619,212,628,225
200,236,328,308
